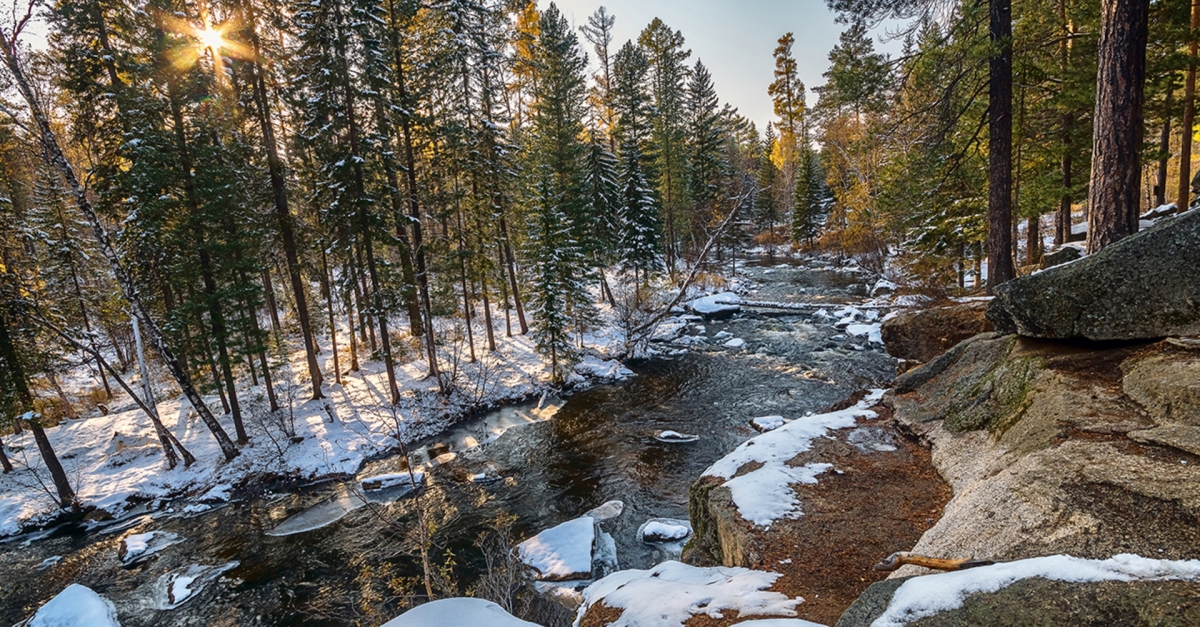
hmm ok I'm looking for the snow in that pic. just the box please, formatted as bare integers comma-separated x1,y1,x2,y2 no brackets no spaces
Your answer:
870,279,897,297
36,555,62,570
574,356,635,381
518,516,597,581
265,484,365,537
639,520,691,543
360,471,426,491
686,291,742,315
381,598,538,627
1,312,632,537
152,562,238,610
723,337,746,349
29,584,121,627
872,554,1200,627
655,430,700,443
735,621,827,627
703,390,886,527
586,500,625,521
575,561,800,627
752,416,787,432
845,323,883,345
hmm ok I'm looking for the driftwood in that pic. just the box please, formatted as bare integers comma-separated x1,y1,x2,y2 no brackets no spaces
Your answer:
874,551,995,572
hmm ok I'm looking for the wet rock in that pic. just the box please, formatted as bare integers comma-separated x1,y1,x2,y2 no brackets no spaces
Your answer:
987,208,1200,340
838,577,1200,627
880,301,993,364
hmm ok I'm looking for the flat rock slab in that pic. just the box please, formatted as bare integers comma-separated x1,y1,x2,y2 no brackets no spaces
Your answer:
987,208,1200,341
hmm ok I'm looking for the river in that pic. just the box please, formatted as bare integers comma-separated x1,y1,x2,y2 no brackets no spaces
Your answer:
0,260,895,626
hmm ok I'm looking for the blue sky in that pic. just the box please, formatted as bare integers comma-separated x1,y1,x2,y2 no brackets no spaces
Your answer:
542,0,905,131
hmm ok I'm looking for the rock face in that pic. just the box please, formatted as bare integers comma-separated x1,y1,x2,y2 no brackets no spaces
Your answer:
880,301,993,364
1039,244,1083,269
885,334,1200,577
839,577,1200,627
987,208,1200,340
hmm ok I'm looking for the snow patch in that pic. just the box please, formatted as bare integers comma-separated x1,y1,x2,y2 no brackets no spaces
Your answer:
752,416,787,432
723,337,746,349
29,584,121,627
518,516,596,581
381,598,538,627
686,292,741,315
638,519,692,543
575,561,800,627
703,390,886,527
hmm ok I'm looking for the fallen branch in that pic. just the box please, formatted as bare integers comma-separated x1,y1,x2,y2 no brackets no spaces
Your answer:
722,300,896,311
874,551,995,572
629,190,753,342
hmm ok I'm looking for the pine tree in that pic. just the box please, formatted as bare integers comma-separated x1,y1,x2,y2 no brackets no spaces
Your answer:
686,60,725,246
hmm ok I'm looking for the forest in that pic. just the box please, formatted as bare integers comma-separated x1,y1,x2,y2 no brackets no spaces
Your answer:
0,0,1193,603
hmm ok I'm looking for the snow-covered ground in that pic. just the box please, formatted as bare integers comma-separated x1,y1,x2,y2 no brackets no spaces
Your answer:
27,584,121,627
0,305,636,537
381,598,539,627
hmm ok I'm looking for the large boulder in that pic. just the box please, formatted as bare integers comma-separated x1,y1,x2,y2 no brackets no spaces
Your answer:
987,208,1200,340
880,301,993,364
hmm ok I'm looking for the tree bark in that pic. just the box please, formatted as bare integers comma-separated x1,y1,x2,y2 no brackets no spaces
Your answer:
0,433,11,473
987,0,1015,291
0,25,240,461
1180,0,1200,210
1088,0,1150,253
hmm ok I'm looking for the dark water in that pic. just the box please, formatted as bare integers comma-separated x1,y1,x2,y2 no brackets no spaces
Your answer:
0,265,894,626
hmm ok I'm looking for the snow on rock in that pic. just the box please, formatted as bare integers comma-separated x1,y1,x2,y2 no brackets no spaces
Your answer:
872,554,1200,627
686,292,742,315
655,431,700,443
650,318,689,342
518,516,596,581
734,614,830,619
703,390,886,527
734,621,827,627
381,598,538,627
29,584,121,627
723,337,746,349
119,530,182,564
575,561,800,627
574,357,635,381
870,279,897,297
752,416,787,432
361,471,426,492
638,519,692,543
845,322,883,345
152,562,238,610
586,500,625,521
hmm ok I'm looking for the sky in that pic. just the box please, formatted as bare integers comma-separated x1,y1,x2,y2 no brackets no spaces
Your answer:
541,0,906,131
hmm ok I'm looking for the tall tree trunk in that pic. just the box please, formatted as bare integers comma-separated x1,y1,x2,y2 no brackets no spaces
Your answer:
0,434,12,473
320,248,342,385
342,260,361,373
333,1,399,404
987,0,1015,291
0,25,240,461
162,70,247,444
1088,0,1150,253
372,98,423,338
497,238,512,337
261,268,282,336
0,310,74,507
498,216,528,334
241,1,324,399
385,0,440,382
1156,103,1172,208
1180,0,1200,210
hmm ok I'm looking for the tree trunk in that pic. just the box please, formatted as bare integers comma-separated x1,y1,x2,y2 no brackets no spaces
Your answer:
1180,1,1200,210
987,0,1015,291
1088,0,1150,253
0,310,74,507
1156,110,1171,208
0,434,12,473
0,25,240,461
242,1,324,400
261,268,282,336
499,216,528,335
320,249,342,385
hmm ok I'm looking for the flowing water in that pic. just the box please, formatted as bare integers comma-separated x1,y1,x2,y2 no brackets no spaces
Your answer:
0,261,895,626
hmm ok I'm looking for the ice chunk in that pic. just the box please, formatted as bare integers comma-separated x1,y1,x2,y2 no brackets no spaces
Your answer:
120,531,182,565
29,584,120,627
723,337,746,349
266,484,366,537
845,323,883,345
655,431,700,443
381,598,538,626
152,562,238,610
585,500,625,521
518,516,596,581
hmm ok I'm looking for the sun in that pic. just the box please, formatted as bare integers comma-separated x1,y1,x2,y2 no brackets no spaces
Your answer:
195,26,228,52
